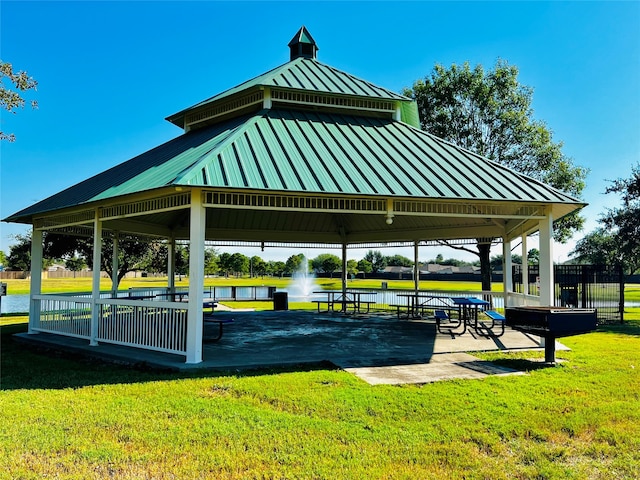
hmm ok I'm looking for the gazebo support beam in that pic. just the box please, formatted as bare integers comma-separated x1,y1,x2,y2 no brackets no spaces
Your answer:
538,213,554,306
28,228,43,334
111,234,119,298
186,190,204,364
90,214,102,346
521,233,529,297
502,236,512,307
413,241,420,295
168,236,175,294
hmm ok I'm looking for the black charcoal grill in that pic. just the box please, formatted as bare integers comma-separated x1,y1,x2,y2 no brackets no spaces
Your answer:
505,306,597,363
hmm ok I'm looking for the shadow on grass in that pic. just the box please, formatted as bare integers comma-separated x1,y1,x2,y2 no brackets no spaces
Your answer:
1,323,338,391
597,319,640,337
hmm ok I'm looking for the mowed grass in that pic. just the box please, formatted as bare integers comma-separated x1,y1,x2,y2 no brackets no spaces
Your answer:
1,307,639,479
2,278,639,478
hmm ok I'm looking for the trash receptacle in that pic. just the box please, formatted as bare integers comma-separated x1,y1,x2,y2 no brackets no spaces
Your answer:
273,292,288,311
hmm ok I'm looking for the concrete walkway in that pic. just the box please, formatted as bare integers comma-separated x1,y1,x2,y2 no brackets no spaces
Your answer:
15,310,565,384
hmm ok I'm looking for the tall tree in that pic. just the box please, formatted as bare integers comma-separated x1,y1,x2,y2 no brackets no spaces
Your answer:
1,61,38,142
570,229,619,266
285,254,306,275
600,164,640,274
404,60,588,290
311,253,342,278
43,232,152,288
364,250,387,273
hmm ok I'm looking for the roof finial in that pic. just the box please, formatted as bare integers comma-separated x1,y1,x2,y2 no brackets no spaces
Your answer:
288,26,318,61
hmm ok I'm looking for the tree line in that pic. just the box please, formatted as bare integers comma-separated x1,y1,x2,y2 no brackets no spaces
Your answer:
1,231,545,289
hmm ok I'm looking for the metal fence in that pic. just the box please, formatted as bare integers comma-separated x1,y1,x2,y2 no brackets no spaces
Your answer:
513,264,625,323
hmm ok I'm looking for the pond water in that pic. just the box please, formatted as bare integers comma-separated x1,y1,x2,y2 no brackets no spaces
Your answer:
1,295,30,314
2,293,639,315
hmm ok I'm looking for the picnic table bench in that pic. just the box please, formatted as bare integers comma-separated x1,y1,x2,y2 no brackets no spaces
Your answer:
313,291,376,314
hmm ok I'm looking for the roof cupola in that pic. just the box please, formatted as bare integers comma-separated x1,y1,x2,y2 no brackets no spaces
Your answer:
288,26,318,60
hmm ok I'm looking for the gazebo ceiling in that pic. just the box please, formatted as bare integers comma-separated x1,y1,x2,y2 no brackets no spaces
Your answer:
4,27,585,246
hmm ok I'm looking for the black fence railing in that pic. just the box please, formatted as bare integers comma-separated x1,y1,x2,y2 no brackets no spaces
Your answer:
513,264,625,323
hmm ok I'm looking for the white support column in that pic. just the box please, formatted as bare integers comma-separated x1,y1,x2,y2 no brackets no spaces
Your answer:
186,190,204,364
168,236,176,294
521,233,529,297
539,213,555,306
28,228,43,334
341,242,348,297
90,213,102,346
111,234,119,298
413,241,420,294
502,237,512,308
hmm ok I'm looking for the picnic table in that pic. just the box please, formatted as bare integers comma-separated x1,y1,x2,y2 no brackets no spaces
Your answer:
313,290,377,314
394,294,457,319
202,300,231,342
436,297,491,336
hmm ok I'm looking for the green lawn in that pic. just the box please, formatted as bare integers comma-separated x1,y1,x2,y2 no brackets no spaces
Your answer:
2,277,638,478
1,309,639,479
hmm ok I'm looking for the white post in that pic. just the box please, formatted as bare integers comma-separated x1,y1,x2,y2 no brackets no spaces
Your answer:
111,234,119,298
168,236,176,295
28,228,43,334
502,237,512,308
186,190,204,364
90,213,102,346
539,213,555,306
521,233,529,297
413,241,420,294
341,242,348,296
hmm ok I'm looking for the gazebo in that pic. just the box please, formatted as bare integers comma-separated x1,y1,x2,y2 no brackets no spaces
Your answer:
5,27,585,364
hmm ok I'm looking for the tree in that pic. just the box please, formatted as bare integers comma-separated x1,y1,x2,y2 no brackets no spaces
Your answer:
357,259,373,277
65,256,86,277
285,254,306,275
570,229,619,266
385,254,413,267
490,254,523,272
404,60,588,290
527,248,540,266
268,261,287,278
250,255,267,278
1,61,38,142
6,234,32,272
598,164,639,274
364,250,387,273
346,259,359,277
204,248,218,276
218,252,233,277
43,232,151,288
0,250,6,269
311,253,342,278
229,253,249,277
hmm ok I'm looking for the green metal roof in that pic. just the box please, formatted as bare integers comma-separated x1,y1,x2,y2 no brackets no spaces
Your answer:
166,57,409,128
6,108,582,224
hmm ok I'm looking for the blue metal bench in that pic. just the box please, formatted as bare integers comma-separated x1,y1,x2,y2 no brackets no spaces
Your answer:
478,310,506,337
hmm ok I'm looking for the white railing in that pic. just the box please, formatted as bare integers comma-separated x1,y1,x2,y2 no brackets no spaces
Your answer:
32,294,189,356
97,299,188,355
506,291,541,307
36,294,93,339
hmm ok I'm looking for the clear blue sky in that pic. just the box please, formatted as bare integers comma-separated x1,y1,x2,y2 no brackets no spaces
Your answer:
1,1,638,264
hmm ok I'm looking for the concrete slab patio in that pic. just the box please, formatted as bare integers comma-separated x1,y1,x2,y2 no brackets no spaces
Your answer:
14,310,566,384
